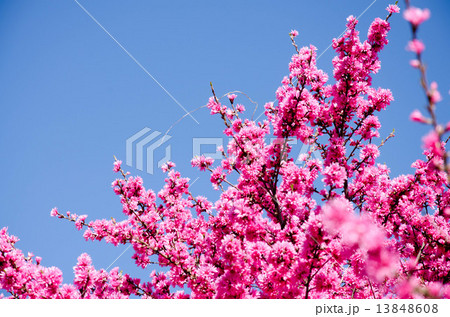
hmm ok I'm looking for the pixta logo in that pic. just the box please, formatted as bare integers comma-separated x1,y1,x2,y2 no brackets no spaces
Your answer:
126,129,323,175
126,128,171,174
192,137,322,164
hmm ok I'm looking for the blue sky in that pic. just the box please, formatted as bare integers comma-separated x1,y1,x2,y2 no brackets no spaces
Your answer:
0,0,449,289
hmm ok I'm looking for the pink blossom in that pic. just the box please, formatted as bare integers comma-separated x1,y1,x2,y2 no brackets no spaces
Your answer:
50,207,58,217
323,200,398,282
429,81,442,103
409,109,428,123
227,94,237,102
323,163,347,188
403,7,430,27
75,215,87,231
161,161,175,172
386,4,400,14
409,59,420,68
356,115,381,140
322,198,353,232
113,160,122,172
210,166,225,190
191,155,214,171
422,130,444,157
207,96,222,115
359,144,380,165
406,39,425,54
290,29,299,37
236,104,245,112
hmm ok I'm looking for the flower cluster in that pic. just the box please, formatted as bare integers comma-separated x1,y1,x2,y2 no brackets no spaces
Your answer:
0,228,138,298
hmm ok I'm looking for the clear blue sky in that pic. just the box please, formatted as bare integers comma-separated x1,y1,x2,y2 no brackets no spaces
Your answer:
0,0,449,288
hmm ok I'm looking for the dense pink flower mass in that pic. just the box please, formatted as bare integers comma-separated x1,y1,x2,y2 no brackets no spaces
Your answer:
1,3,449,299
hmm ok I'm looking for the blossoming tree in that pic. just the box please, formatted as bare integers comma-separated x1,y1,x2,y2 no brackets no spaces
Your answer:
1,2,449,298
